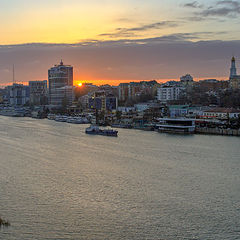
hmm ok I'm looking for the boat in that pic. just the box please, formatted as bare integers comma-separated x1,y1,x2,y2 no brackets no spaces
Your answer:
55,115,68,122
85,125,118,137
47,113,56,120
156,118,195,134
67,117,84,124
0,107,26,117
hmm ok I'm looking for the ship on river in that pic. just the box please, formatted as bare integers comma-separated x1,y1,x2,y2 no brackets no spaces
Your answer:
156,118,195,134
85,125,118,137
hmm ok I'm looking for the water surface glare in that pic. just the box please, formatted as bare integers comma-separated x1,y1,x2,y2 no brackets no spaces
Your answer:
0,116,240,240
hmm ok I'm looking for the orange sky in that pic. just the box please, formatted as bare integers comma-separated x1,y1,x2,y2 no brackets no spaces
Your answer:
0,76,229,89
0,1,237,86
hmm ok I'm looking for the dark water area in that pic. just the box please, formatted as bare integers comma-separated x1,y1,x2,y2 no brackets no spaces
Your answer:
0,116,240,240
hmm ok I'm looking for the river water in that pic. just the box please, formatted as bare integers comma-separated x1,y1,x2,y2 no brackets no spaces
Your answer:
0,116,239,240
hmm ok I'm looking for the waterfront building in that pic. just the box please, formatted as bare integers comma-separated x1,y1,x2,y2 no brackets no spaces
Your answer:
229,57,240,89
157,86,183,103
29,80,48,105
202,108,240,120
7,84,30,106
88,91,118,112
48,60,73,108
168,105,210,118
168,105,189,118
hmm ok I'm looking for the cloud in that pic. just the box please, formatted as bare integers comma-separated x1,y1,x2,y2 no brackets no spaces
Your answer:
0,31,229,49
0,31,236,86
217,0,240,8
196,0,240,18
99,21,179,38
183,1,203,9
182,0,240,22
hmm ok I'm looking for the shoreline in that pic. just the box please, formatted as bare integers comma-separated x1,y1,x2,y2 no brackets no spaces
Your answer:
0,115,239,137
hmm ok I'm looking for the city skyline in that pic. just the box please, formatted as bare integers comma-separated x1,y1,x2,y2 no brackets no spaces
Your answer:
0,0,240,85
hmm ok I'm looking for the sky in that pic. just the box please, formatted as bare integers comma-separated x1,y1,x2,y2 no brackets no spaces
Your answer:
0,0,240,85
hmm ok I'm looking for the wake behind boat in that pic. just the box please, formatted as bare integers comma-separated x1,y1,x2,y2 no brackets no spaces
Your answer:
85,125,118,137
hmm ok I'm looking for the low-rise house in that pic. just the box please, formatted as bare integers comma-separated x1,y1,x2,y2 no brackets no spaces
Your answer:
117,106,135,113
202,108,240,120
134,102,159,112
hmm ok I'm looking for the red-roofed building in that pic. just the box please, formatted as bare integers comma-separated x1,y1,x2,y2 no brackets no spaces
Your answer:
202,108,240,120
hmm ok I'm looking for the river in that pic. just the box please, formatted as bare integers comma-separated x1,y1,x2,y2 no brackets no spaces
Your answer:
0,116,240,240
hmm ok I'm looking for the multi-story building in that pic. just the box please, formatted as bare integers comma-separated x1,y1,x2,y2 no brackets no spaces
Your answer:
7,84,30,106
48,60,73,107
118,83,130,101
157,86,183,103
88,91,118,112
29,80,48,105
118,81,159,102
180,74,194,87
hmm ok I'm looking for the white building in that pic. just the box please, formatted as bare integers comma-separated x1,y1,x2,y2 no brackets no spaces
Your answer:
8,84,30,106
29,80,48,105
202,108,240,120
157,86,183,103
48,60,73,107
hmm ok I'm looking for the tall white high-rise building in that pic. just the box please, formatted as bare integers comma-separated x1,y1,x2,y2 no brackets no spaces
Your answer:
48,60,73,107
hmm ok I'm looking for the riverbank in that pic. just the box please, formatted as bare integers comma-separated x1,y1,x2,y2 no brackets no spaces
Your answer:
196,127,240,136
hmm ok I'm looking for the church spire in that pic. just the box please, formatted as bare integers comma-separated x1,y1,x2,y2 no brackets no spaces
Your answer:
230,56,237,79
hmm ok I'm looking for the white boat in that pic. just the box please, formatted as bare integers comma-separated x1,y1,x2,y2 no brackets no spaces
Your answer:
156,118,195,134
55,115,68,122
85,125,118,137
67,117,84,124
47,113,56,120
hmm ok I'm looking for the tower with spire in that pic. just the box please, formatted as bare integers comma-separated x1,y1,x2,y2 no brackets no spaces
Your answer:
229,56,240,89
230,56,237,79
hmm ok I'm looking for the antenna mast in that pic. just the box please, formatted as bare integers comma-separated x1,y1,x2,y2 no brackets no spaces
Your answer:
13,64,15,84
